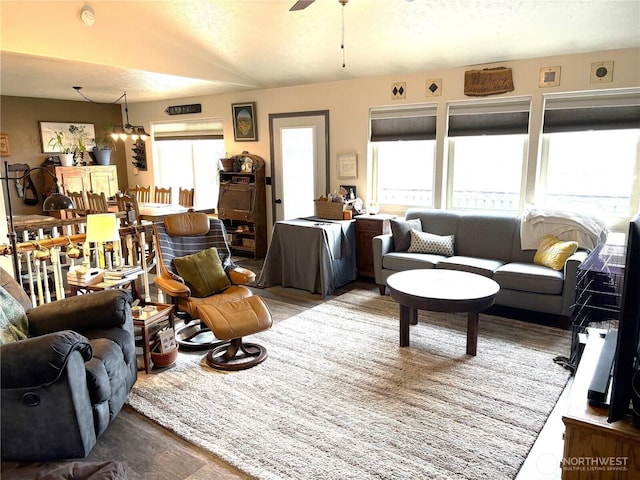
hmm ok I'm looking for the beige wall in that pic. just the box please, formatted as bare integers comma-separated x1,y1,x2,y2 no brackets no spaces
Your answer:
0,96,127,216
1,47,638,236
127,47,640,227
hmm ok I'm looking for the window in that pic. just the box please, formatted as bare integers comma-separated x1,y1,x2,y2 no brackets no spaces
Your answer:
541,91,640,224
153,120,225,208
447,99,530,211
370,105,436,210
448,135,526,211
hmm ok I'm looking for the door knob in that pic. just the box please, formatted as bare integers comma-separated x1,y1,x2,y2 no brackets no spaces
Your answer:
275,199,282,204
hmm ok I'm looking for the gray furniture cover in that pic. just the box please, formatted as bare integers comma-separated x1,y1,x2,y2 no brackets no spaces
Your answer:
0,267,137,461
258,218,356,296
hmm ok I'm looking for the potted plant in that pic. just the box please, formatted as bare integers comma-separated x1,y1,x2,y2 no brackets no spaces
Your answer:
68,124,92,165
92,127,116,165
48,130,74,166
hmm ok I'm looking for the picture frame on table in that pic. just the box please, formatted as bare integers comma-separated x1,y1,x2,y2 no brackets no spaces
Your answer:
231,102,258,141
39,121,96,154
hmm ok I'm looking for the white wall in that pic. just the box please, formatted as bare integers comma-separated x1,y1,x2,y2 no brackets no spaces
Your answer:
125,47,640,228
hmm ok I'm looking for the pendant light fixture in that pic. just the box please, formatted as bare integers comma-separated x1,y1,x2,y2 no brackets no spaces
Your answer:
72,87,150,141
110,91,150,142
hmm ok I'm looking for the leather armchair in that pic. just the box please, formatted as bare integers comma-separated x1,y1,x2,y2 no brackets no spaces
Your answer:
0,267,137,461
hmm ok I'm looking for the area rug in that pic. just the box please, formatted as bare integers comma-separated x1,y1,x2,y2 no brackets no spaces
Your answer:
127,290,571,480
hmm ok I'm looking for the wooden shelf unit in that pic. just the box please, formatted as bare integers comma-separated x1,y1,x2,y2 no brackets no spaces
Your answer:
562,329,640,479
217,153,267,259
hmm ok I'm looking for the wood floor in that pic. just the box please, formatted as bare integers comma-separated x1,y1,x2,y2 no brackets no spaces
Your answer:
1,258,569,479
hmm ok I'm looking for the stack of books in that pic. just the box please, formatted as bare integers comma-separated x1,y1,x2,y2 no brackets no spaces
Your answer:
103,265,142,281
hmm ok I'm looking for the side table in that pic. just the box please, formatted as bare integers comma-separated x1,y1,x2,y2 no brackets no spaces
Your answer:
69,274,140,299
132,303,175,374
355,214,395,278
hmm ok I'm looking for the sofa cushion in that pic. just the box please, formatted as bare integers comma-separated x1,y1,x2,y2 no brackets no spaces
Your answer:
408,230,455,256
85,338,127,405
390,218,422,251
436,256,505,277
493,262,564,294
455,213,518,262
173,247,231,297
534,234,579,271
383,251,442,271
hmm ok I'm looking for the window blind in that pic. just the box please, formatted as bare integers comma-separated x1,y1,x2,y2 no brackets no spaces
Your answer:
447,98,531,137
370,105,437,142
543,91,640,133
153,120,224,140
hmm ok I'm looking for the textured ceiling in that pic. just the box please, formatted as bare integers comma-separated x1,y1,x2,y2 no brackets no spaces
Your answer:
1,0,639,103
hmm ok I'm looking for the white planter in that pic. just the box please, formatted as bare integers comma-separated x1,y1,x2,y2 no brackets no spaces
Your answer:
59,153,74,166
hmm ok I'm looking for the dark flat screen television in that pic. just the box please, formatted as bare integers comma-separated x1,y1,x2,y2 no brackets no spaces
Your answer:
608,213,640,424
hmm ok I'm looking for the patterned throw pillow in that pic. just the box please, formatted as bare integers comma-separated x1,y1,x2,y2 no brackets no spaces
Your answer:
407,230,455,256
0,285,29,344
534,234,579,270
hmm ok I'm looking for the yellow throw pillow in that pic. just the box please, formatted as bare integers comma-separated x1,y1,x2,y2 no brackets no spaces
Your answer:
534,235,579,271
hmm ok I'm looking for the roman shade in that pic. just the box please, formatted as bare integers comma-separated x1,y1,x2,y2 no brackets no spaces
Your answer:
543,90,640,133
370,105,437,142
153,119,224,140
447,98,531,137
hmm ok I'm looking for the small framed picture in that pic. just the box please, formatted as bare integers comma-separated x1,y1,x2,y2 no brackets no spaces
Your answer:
0,133,10,156
539,66,561,87
337,153,357,179
231,102,258,141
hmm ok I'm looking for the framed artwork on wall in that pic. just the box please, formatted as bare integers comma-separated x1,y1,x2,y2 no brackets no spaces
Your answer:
337,153,357,179
39,121,96,154
0,133,10,156
539,66,561,87
231,102,258,141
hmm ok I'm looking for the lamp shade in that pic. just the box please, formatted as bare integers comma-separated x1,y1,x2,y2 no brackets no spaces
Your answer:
43,192,75,211
86,213,120,242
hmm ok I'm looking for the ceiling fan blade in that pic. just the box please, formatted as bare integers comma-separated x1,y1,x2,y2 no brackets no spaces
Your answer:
290,0,315,11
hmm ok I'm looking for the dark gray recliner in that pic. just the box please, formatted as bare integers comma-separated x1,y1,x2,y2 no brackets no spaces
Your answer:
0,267,137,461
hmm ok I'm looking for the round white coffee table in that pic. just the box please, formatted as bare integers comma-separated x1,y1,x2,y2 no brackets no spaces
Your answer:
386,269,500,356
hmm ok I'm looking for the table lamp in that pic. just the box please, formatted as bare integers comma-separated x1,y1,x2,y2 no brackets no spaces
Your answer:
85,213,121,270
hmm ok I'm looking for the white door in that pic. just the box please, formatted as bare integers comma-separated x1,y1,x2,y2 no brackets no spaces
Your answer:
270,112,329,222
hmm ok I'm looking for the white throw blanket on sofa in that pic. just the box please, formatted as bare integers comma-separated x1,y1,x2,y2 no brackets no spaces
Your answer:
520,206,609,251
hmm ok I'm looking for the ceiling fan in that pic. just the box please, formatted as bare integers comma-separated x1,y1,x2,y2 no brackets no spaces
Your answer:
289,0,348,12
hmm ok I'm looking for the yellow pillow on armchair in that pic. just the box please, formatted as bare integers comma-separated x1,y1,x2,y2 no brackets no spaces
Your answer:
534,235,579,270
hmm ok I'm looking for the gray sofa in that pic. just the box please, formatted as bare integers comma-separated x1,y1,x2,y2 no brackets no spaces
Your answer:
1,267,137,461
373,208,591,323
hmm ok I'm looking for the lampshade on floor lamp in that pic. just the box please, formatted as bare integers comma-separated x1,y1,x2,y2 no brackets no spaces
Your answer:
2,161,75,278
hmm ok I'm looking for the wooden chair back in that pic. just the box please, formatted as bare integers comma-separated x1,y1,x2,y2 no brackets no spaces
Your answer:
116,192,141,225
86,192,109,214
67,191,88,216
178,187,194,208
154,186,172,204
126,185,151,203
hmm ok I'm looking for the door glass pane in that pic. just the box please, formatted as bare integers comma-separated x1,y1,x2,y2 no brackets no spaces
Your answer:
281,127,315,219
154,138,223,208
